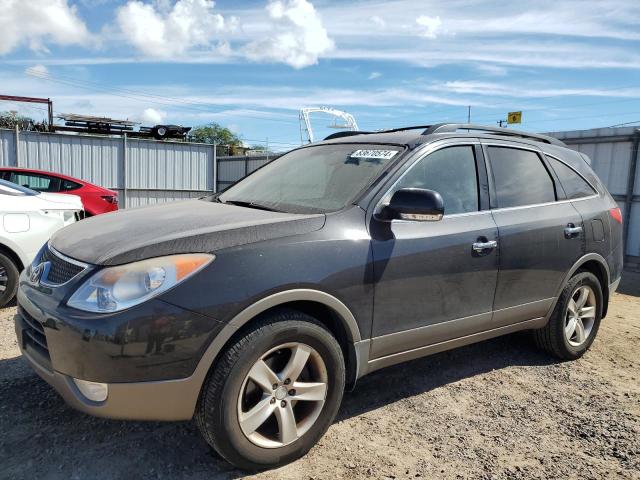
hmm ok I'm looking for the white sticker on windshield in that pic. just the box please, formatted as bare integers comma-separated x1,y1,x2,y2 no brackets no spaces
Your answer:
350,149,398,160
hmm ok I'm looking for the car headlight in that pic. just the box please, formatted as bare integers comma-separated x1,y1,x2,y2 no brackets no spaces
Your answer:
67,254,214,313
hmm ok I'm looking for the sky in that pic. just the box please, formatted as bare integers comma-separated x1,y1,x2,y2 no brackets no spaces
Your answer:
0,0,639,150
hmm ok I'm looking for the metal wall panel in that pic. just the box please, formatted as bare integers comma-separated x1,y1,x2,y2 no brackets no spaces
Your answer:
0,129,16,167
17,130,121,188
126,138,214,190
125,189,206,208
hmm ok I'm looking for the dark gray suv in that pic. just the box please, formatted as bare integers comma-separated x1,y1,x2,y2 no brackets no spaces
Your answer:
15,124,623,470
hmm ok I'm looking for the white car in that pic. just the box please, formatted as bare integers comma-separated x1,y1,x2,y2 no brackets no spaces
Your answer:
0,179,83,306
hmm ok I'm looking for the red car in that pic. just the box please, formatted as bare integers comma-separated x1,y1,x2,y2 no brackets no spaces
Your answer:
0,167,118,216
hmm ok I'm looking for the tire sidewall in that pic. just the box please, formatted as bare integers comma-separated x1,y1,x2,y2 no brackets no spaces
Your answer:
0,253,19,307
213,320,344,468
556,272,603,357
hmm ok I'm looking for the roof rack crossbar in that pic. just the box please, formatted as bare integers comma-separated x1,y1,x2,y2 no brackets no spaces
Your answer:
423,123,565,146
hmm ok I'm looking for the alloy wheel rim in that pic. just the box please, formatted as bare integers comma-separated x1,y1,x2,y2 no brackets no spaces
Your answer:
0,265,7,292
237,342,328,448
565,285,596,347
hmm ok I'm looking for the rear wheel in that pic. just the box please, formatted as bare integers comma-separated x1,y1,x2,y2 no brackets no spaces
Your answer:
533,271,603,360
153,126,168,140
0,252,19,307
195,310,345,470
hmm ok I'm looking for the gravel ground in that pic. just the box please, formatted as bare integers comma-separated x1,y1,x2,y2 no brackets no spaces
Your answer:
1,275,639,480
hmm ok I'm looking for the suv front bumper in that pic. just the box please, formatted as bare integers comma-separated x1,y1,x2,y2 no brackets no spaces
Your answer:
15,328,199,421
15,270,224,421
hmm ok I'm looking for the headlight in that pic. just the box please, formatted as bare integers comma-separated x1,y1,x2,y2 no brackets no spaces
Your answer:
67,254,214,313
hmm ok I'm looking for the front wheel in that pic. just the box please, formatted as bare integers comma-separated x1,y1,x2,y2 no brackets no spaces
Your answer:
195,311,345,470
0,252,19,307
533,271,603,360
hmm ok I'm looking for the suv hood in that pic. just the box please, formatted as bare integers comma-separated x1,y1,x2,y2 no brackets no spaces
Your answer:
50,199,325,266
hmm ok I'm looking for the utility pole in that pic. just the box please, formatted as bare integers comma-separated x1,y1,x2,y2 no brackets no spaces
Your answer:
467,106,471,123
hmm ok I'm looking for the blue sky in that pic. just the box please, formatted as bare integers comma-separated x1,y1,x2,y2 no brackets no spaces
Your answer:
1,0,640,150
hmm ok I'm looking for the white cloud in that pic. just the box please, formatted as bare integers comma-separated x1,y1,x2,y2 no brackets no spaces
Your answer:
370,16,386,28
0,0,90,55
245,0,334,69
25,64,49,77
116,0,236,58
428,81,640,99
368,72,382,80
416,15,442,39
140,107,167,124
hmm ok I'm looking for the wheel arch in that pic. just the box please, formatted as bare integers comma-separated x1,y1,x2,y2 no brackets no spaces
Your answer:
0,242,24,272
548,253,611,321
192,289,363,401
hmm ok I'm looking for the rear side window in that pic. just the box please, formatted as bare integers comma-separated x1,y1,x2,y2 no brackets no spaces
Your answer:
62,179,82,191
546,156,597,199
392,145,479,215
488,147,555,208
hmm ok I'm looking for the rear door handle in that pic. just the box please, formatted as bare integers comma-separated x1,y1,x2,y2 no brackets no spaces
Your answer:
564,224,583,239
472,240,498,252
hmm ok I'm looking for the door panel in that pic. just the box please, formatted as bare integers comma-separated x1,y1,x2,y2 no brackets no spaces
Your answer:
370,212,499,343
492,202,584,312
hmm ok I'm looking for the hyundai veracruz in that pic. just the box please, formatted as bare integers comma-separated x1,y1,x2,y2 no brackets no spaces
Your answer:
15,124,623,470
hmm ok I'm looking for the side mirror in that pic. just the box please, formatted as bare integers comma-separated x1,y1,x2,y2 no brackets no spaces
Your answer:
378,188,444,222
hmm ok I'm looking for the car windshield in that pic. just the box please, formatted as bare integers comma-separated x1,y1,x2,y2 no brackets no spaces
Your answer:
0,179,38,196
216,144,404,214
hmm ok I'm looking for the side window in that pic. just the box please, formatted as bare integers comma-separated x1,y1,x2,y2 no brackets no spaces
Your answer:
488,147,556,208
393,145,479,215
62,179,82,191
10,173,59,192
546,156,596,199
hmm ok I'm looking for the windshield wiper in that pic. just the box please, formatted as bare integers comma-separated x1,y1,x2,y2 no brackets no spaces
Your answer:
222,200,283,212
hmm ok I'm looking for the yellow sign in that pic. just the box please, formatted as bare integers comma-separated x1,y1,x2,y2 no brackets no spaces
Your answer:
507,111,522,124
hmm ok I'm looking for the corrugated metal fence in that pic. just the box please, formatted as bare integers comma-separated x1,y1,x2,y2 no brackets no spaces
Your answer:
549,127,640,265
0,128,273,208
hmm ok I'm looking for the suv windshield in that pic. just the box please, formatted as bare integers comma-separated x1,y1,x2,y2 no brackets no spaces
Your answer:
0,179,38,196
216,144,404,214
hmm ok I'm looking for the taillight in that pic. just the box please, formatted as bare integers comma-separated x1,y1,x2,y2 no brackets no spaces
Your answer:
609,207,622,224
101,195,118,205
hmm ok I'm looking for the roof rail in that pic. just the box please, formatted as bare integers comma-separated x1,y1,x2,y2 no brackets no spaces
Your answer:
423,123,566,146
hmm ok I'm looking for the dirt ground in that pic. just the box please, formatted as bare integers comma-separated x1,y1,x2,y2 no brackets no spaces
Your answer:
1,275,639,480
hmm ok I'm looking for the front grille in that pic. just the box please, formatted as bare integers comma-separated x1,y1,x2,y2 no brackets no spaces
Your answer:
18,305,52,370
40,246,86,285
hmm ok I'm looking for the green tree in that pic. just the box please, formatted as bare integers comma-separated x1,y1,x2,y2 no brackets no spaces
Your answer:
0,111,34,129
190,122,242,146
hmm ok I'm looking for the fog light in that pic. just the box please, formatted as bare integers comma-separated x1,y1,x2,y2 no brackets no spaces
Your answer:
73,378,108,402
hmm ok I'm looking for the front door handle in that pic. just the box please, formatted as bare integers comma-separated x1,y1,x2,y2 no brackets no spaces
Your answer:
472,240,498,252
564,224,583,239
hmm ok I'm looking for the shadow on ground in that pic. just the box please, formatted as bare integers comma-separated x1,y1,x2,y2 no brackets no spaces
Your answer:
0,331,556,479
617,270,640,297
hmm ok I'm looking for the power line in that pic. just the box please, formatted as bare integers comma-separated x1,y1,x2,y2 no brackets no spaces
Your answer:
608,120,640,128
25,69,301,128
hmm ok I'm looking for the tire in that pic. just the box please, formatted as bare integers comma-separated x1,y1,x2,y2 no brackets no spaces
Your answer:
533,271,603,360
0,252,19,307
195,310,345,471
153,126,168,140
